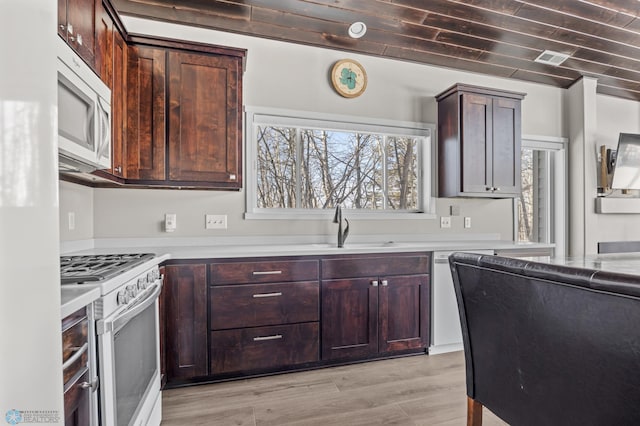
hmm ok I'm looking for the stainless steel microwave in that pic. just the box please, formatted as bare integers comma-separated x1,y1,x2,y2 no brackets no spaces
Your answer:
57,37,111,172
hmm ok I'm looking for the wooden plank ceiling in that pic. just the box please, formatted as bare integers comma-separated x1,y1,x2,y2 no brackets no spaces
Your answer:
112,0,640,101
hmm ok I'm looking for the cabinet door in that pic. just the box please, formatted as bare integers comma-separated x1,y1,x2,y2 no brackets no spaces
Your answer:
66,0,96,66
379,274,429,353
491,97,521,196
460,93,492,194
164,264,208,381
126,45,166,180
321,278,378,360
168,51,242,187
58,0,67,38
110,30,126,177
94,0,113,87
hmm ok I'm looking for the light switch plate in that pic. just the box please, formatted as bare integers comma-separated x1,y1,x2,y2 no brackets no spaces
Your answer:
165,213,176,233
440,216,451,228
464,217,472,228
206,214,227,229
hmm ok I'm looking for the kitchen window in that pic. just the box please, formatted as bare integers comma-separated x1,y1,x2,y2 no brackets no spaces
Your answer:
516,136,567,255
245,108,435,219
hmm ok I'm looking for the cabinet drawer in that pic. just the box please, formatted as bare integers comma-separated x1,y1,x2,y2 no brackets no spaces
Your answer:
210,322,319,375
64,368,91,424
322,253,430,279
210,281,319,329
62,315,89,385
210,259,319,285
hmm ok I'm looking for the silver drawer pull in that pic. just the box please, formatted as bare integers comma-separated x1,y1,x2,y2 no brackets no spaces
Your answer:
252,292,282,298
253,334,283,342
62,342,88,370
252,270,282,276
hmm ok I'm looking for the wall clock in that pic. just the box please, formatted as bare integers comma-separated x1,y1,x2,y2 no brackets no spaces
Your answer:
331,59,367,98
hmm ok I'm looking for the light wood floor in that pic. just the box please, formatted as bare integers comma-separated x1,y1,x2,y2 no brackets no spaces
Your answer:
161,351,508,425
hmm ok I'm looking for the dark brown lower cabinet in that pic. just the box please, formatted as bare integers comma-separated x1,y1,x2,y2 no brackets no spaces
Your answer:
321,254,431,362
379,275,430,353
210,322,319,375
162,253,430,387
322,274,429,361
164,264,208,382
321,278,379,360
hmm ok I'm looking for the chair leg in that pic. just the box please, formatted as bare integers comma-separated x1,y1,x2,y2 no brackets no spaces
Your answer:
467,396,483,426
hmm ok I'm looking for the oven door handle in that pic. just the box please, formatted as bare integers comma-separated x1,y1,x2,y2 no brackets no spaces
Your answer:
98,281,163,335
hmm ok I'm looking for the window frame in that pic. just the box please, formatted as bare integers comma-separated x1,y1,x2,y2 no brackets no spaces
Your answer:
245,107,436,220
516,135,568,256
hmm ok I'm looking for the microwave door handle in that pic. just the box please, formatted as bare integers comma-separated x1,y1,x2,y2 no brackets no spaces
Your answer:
87,105,95,152
96,97,110,160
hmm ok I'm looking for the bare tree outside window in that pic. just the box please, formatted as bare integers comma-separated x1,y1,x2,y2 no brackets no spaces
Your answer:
256,125,421,211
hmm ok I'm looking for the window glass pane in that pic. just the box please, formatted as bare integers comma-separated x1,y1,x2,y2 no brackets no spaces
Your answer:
519,148,548,243
256,126,297,208
251,112,431,213
386,137,419,210
300,130,383,209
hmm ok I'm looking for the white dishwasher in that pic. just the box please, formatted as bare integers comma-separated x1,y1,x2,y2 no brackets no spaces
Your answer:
430,250,494,354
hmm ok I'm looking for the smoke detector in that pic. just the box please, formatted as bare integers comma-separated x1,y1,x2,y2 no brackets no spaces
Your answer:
534,50,570,66
348,22,367,39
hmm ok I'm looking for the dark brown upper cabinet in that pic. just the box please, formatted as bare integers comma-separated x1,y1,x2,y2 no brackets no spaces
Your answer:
123,37,245,189
58,0,97,68
125,44,167,181
168,51,242,187
437,84,525,198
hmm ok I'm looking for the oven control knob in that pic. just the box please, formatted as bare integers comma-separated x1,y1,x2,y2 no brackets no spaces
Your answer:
137,277,147,290
147,271,154,282
117,289,130,305
126,284,137,298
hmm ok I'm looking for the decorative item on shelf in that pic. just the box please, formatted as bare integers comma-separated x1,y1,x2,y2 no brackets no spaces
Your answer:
330,59,367,98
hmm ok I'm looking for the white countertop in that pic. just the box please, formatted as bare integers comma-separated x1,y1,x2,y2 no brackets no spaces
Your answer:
61,236,554,259
59,236,553,314
61,285,100,318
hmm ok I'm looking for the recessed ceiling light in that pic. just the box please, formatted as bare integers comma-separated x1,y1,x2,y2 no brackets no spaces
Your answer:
534,50,570,66
348,22,367,39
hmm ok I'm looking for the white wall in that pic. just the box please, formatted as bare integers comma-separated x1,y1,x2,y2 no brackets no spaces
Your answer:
1,0,64,421
59,180,94,241
593,95,640,246
62,17,566,242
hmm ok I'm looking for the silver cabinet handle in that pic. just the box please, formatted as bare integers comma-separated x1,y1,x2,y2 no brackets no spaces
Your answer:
59,24,65,31
79,377,99,390
494,187,500,191
113,166,122,174
252,292,282,298
381,280,388,286
372,280,379,287
253,334,283,342
252,270,282,276
62,342,88,370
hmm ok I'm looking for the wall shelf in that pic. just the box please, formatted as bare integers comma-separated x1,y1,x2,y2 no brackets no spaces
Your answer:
595,197,640,213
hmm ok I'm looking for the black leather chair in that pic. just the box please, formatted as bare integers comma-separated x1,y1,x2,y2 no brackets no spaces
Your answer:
449,252,640,426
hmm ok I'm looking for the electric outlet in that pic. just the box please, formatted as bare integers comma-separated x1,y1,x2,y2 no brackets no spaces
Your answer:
440,216,451,228
68,212,75,230
464,217,472,228
205,214,227,229
165,213,177,233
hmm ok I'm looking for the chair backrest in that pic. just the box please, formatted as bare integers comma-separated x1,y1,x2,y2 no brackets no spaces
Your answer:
449,252,640,426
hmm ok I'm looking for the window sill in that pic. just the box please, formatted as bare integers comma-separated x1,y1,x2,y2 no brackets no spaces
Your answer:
244,210,437,221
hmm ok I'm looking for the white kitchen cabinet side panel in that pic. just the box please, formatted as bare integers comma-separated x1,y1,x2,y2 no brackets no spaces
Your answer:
0,0,64,421
430,250,493,355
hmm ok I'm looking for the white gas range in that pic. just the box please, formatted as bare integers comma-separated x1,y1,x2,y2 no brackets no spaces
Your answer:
61,253,166,426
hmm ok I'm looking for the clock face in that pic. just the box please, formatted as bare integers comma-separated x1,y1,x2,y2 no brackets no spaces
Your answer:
331,59,367,98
